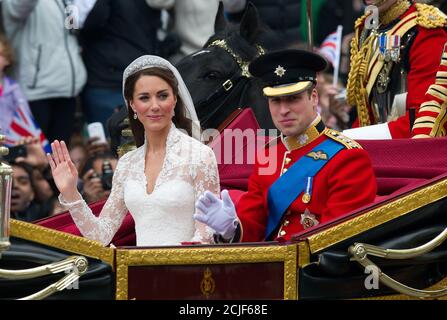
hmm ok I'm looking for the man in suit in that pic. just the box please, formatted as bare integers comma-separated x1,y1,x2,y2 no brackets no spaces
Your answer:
195,49,377,242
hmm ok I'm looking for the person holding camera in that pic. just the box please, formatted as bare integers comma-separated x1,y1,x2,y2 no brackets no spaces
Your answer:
79,152,117,204
4,136,60,218
47,55,220,247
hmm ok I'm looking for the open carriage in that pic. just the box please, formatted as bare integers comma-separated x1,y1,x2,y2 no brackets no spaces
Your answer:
1,108,447,300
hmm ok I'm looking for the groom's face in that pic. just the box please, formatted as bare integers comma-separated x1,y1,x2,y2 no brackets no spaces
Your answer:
267,89,318,137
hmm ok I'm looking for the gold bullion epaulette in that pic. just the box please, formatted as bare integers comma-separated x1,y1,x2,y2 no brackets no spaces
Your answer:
324,129,362,149
415,3,447,29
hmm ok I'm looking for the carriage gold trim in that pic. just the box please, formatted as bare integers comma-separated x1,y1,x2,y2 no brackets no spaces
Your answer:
306,176,447,254
10,219,115,267
115,244,298,300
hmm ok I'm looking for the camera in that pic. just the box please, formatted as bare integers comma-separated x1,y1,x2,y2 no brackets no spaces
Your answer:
100,160,114,191
89,160,114,190
2,145,27,162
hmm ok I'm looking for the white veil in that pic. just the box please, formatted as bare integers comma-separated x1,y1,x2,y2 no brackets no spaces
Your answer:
122,55,201,140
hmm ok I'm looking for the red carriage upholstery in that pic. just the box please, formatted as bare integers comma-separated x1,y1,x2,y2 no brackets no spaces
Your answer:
208,108,271,190
360,137,447,199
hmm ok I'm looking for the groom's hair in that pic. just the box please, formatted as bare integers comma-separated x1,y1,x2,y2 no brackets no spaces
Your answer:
124,67,192,147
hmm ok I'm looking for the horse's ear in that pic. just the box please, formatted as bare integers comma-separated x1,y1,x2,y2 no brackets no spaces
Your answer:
240,2,261,44
214,2,227,33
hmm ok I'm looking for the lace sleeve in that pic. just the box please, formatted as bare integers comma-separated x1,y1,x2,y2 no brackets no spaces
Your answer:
59,156,129,246
190,146,220,244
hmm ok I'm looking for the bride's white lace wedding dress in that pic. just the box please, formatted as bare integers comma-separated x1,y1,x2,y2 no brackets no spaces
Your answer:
59,124,220,246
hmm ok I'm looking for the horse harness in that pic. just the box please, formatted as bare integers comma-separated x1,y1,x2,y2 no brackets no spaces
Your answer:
197,39,265,127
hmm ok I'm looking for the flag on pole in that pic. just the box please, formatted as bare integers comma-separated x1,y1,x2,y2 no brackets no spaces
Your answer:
4,102,51,153
318,25,343,87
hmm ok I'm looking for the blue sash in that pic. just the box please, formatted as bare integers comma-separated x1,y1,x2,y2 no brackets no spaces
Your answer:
265,139,344,240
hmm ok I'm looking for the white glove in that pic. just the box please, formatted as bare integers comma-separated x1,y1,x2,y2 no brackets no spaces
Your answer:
194,189,238,239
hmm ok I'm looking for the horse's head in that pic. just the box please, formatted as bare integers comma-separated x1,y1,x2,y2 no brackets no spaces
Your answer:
177,3,279,130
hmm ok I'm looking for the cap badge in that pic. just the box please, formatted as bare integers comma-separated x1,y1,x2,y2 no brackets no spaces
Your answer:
274,65,286,77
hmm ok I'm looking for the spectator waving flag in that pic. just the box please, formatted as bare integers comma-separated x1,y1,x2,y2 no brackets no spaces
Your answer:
4,102,51,153
318,25,343,86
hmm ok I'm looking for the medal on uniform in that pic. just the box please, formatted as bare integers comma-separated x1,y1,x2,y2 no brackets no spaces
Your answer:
300,209,319,229
389,34,401,62
379,33,400,62
302,193,311,204
302,177,313,204
379,33,387,57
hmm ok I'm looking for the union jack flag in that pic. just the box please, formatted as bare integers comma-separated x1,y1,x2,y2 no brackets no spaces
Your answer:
318,25,343,86
318,25,343,69
4,103,51,153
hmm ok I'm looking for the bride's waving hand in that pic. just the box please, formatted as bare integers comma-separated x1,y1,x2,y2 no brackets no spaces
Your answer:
47,140,80,202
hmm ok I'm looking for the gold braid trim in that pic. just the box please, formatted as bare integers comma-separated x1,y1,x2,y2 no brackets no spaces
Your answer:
346,15,366,107
324,129,362,149
415,3,447,29
413,40,447,137
346,15,373,126
346,3,439,128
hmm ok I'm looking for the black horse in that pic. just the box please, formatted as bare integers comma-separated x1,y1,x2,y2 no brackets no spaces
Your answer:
176,3,282,130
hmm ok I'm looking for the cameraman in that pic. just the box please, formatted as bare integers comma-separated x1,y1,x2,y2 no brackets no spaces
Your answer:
79,151,117,204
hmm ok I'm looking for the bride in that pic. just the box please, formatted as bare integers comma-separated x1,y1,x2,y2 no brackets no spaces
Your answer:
47,55,220,246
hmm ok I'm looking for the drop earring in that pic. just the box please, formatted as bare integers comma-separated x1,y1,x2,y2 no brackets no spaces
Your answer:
133,112,138,120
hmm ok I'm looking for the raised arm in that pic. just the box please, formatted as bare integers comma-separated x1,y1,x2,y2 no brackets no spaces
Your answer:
47,140,128,246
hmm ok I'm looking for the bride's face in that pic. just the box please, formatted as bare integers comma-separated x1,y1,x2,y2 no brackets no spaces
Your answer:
131,75,177,134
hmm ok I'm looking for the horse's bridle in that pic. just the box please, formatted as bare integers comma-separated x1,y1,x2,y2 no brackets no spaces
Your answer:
197,39,265,128
208,39,265,78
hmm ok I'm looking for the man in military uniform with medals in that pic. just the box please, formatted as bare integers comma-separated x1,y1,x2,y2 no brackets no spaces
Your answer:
346,0,447,138
194,49,377,242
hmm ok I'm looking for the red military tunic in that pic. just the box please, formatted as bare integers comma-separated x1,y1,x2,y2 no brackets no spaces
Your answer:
391,4,447,138
348,3,447,138
236,120,377,242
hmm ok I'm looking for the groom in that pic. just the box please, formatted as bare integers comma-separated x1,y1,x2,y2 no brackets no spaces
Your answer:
194,49,377,242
